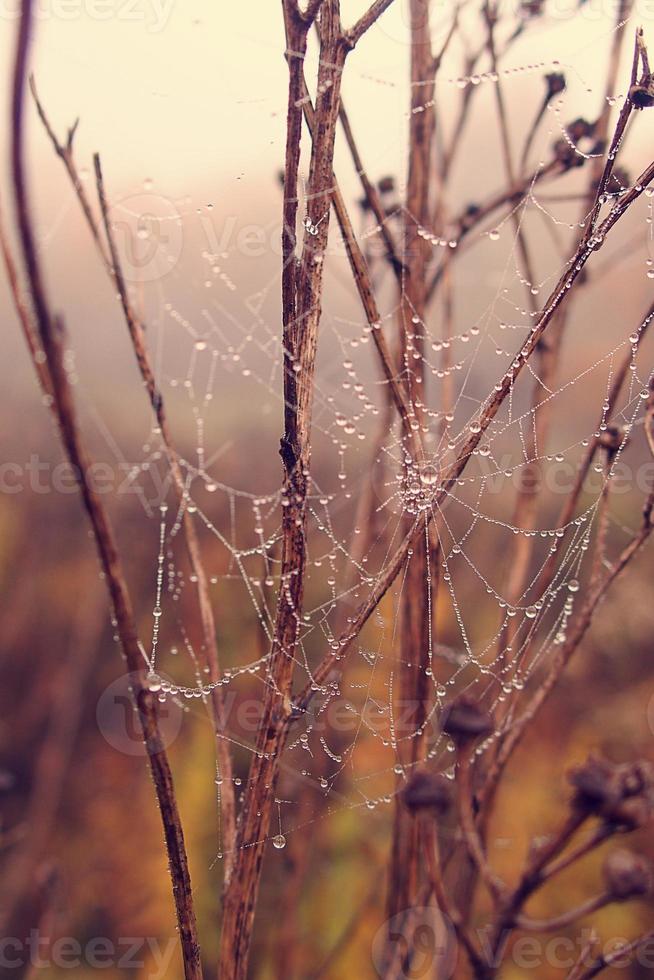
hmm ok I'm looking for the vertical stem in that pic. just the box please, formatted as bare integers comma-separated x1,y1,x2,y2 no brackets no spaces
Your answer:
9,5,201,975
386,0,435,934
219,5,346,977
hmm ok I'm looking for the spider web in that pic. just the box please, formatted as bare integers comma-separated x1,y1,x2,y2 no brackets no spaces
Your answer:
74,9,654,862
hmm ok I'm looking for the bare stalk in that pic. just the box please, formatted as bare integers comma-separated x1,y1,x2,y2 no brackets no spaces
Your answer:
9,4,201,975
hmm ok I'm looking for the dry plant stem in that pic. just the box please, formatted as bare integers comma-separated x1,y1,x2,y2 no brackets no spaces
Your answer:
567,934,600,980
481,810,589,963
337,98,404,279
93,153,237,873
344,0,397,47
583,26,641,245
484,84,654,800
515,892,613,933
590,459,612,585
220,6,401,970
438,13,527,185
386,0,435,928
421,821,488,977
576,930,654,979
300,85,422,458
586,0,633,201
0,202,53,399
29,77,111,268
544,823,613,880
456,749,505,902
10,6,201,975
219,5,348,976
30,78,237,864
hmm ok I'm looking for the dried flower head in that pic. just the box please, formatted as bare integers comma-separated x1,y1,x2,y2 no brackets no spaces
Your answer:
629,78,654,109
568,755,654,828
545,72,566,99
461,203,481,232
569,755,624,810
566,117,596,143
521,0,544,17
603,849,653,899
553,138,584,170
401,770,453,814
377,175,395,195
442,695,494,743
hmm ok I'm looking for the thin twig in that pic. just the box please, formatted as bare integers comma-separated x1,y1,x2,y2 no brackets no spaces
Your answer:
9,5,201,975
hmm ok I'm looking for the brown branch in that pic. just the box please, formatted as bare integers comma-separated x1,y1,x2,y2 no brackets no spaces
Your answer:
344,0,396,49
29,76,111,267
515,892,612,933
30,80,237,867
337,97,404,280
0,200,53,399
576,930,654,979
219,5,348,976
457,748,506,902
94,154,237,873
301,80,423,459
9,4,201,976
422,821,490,977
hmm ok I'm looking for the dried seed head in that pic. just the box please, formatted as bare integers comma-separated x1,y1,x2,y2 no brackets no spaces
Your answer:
401,770,453,814
521,0,544,17
568,755,654,827
441,695,494,743
598,425,626,455
461,203,481,231
545,72,566,99
378,175,396,195
603,849,653,899
629,79,654,109
568,755,623,811
553,138,583,170
605,796,651,832
566,117,596,143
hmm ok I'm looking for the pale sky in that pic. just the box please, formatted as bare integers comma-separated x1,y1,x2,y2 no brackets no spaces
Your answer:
0,0,646,198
